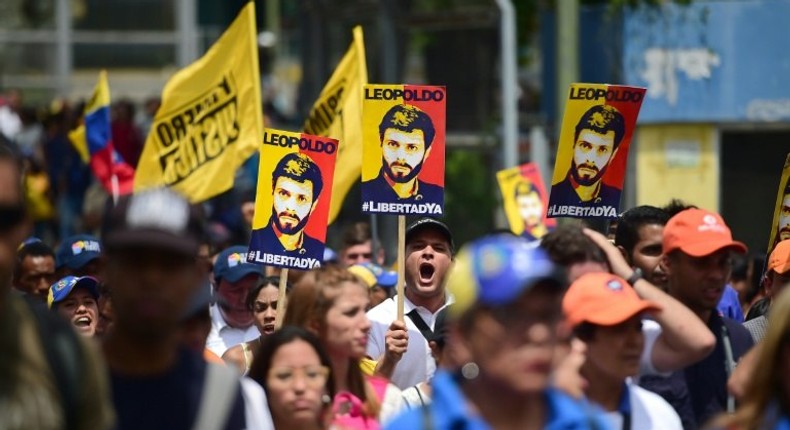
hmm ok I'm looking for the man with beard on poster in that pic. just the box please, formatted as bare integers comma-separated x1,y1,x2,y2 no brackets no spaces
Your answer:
773,178,790,249
514,179,549,241
551,105,625,207
363,104,442,203
254,152,324,261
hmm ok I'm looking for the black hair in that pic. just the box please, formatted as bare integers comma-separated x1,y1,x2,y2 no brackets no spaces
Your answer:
246,275,288,311
614,205,670,255
271,152,323,201
574,105,626,150
540,224,609,269
13,241,55,282
378,104,436,149
662,199,697,218
247,325,336,398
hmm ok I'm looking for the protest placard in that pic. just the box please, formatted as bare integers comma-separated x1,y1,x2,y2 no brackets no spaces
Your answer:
547,84,646,219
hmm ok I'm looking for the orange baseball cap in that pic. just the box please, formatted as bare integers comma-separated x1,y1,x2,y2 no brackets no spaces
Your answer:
768,239,790,274
662,209,747,257
563,272,661,327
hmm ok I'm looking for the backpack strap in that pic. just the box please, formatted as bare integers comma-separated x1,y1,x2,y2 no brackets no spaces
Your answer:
193,362,240,430
406,308,434,342
28,300,82,430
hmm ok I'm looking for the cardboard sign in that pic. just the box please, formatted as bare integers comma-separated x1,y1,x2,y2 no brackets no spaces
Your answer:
497,163,556,241
361,84,446,216
248,129,338,270
767,153,790,252
547,84,646,219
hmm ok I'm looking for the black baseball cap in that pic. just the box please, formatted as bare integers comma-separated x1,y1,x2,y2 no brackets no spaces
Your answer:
102,188,206,257
405,217,454,253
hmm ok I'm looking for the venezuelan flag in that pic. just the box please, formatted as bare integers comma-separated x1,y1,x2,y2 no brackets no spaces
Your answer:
68,71,135,197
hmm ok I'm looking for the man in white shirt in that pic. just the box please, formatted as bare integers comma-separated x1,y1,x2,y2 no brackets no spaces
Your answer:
206,245,263,356
366,218,454,389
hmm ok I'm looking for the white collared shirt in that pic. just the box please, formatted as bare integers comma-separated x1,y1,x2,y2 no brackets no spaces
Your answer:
366,294,454,389
206,304,260,357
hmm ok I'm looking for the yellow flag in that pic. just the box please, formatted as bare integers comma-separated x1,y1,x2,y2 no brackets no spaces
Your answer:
134,3,263,202
303,26,367,224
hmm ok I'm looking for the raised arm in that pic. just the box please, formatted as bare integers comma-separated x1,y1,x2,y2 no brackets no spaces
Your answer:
584,228,716,372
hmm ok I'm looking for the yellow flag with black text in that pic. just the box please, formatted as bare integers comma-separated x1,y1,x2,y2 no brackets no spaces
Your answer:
303,26,367,224
134,2,263,202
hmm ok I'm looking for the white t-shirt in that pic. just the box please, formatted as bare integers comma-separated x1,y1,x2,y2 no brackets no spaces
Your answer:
366,295,454,389
206,304,260,357
638,319,670,378
605,381,683,430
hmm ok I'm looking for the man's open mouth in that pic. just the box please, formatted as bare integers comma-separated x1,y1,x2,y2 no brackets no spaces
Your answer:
419,263,435,283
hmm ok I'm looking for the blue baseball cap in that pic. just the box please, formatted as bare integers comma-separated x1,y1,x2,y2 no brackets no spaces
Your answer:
55,234,102,270
446,234,564,317
47,276,100,309
347,262,398,289
214,245,263,283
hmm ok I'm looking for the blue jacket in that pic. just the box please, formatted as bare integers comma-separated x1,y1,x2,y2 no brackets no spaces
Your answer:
385,370,612,430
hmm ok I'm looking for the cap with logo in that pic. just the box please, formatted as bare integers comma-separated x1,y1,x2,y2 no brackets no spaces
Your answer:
663,208,747,257
214,245,262,283
102,187,205,257
446,234,564,318
563,272,661,327
768,239,790,275
348,262,398,289
405,217,454,253
47,275,100,309
55,234,102,270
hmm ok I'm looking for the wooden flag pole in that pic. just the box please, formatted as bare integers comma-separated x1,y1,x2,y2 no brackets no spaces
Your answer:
397,215,406,321
275,268,289,329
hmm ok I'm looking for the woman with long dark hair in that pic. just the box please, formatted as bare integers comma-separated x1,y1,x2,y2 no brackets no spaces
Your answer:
248,326,334,430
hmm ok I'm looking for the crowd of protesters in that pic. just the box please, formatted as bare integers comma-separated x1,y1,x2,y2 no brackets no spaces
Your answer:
3,86,790,429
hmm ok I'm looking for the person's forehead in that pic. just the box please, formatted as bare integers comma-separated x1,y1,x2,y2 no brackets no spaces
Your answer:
383,128,425,144
343,241,372,253
274,176,313,193
636,223,664,242
576,129,615,146
517,191,541,202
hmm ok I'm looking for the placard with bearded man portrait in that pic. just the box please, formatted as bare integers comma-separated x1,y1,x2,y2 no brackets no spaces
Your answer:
547,83,646,219
361,84,446,216
247,128,338,270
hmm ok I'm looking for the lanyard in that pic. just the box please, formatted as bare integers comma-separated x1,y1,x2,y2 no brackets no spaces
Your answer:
618,384,632,430
721,323,736,413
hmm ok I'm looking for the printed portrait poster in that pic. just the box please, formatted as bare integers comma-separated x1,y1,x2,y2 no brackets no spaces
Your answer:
361,84,446,216
547,84,646,219
247,129,338,270
766,153,790,253
497,163,557,241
